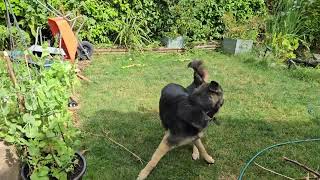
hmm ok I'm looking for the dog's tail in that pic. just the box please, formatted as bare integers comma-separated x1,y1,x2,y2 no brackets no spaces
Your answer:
188,60,209,84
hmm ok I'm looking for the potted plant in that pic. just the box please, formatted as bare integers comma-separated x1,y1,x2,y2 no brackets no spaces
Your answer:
222,12,262,54
0,51,86,180
161,3,190,49
162,27,185,49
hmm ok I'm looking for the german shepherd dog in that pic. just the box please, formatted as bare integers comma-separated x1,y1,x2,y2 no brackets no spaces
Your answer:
137,60,224,180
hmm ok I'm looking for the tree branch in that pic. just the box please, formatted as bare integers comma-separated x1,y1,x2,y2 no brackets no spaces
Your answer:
283,157,320,177
254,162,295,180
87,130,145,164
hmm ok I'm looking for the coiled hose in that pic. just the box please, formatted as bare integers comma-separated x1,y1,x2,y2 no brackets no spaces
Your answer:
238,138,320,179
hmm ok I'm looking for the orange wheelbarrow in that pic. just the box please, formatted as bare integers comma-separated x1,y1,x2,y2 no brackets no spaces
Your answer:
29,14,93,63
48,15,94,63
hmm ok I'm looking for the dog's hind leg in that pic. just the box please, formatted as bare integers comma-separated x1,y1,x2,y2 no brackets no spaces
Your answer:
192,145,200,160
137,131,172,180
194,139,215,164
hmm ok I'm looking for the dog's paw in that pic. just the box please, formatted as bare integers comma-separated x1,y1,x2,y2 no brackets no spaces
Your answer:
137,170,148,180
203,155,215,164
137,176,146,180
192,151,200,160
137,175,147,180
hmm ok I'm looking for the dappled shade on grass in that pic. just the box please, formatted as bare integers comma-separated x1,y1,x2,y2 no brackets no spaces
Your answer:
78,51,320,179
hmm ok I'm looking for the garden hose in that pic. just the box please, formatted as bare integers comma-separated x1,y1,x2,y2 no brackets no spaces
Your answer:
238,138,320,180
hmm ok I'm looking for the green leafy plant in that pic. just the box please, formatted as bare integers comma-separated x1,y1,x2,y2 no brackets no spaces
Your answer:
222,12,264,41
0,25,31,50
266,0,320,59
0,25,7,49
300,0,320,49
266,0,304,38
270,33,299,60
0,0,267,48
0,51,80,179
114,12,151,49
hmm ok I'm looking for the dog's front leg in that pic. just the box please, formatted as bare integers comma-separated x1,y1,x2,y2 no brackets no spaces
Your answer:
192,145,200,160
194,139,214,164
137,132,172,180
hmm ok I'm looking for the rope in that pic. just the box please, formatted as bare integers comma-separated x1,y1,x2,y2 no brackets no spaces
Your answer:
4,0,14,49
238,138,320,179
5,0,27,48
33,0,62,17
34,0,58,16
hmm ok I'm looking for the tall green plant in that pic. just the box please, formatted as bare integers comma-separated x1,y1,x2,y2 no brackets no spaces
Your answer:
0,0,268,48
265,0,320,60
301,0,320,49
114,12,151,49
0,51,80,179
267,0,304,37
270,33,299,60
222,12,264,41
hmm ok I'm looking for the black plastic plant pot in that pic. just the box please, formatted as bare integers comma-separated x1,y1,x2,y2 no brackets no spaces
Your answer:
21,152,86,180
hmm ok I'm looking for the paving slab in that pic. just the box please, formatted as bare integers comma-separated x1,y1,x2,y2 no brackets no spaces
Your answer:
0,141,20,180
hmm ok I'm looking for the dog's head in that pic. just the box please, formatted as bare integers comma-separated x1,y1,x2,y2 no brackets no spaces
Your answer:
189,80,224,118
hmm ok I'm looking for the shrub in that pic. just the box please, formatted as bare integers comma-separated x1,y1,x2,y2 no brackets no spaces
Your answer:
266,0,320,58
270,33,299,60
301,0,320,50
222,12,264,41
0,51,80,179
0,0,267,48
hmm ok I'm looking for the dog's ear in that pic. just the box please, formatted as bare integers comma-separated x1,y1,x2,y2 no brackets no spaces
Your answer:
209,81,220,92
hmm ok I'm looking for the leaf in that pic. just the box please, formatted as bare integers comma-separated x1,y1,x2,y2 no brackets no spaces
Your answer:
25,97,36,111
4,135,15,143
52,169,67,180
28,143,40,156
46,131,56,138
30,169,49,180
41,47,50,58
38,166,49,177
1,104,9,116
23,113,35,124
25,126,38,139
28,18,37,38
34,120,41,127
53,154,63,167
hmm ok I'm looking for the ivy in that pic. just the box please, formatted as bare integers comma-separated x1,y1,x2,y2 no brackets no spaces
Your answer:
0,0,267,48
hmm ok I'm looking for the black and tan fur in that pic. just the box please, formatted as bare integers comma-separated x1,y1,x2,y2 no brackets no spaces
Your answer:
137,60,224,180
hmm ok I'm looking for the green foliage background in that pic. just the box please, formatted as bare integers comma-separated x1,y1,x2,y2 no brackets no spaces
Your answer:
0,0,266,48
0,0,319,50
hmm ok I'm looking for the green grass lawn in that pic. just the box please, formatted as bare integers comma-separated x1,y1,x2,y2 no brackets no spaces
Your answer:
78,50,320,180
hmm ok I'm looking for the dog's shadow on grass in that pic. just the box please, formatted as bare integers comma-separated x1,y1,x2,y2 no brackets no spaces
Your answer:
80,109,320,179
81,109,217,179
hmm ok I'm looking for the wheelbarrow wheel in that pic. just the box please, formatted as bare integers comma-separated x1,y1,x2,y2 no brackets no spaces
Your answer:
77,41,94,60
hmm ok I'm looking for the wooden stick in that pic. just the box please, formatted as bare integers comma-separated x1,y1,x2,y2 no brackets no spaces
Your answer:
3,52,17,86
254,162,295,180
3,51,25,112
80,149,90,155
76,73,92,83
102,130,145,164
87,131,145,164
283,157,320,177
295,175,319,179
288,58,320,68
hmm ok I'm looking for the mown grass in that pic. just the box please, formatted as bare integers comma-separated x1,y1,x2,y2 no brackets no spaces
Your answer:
78,50,320,180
